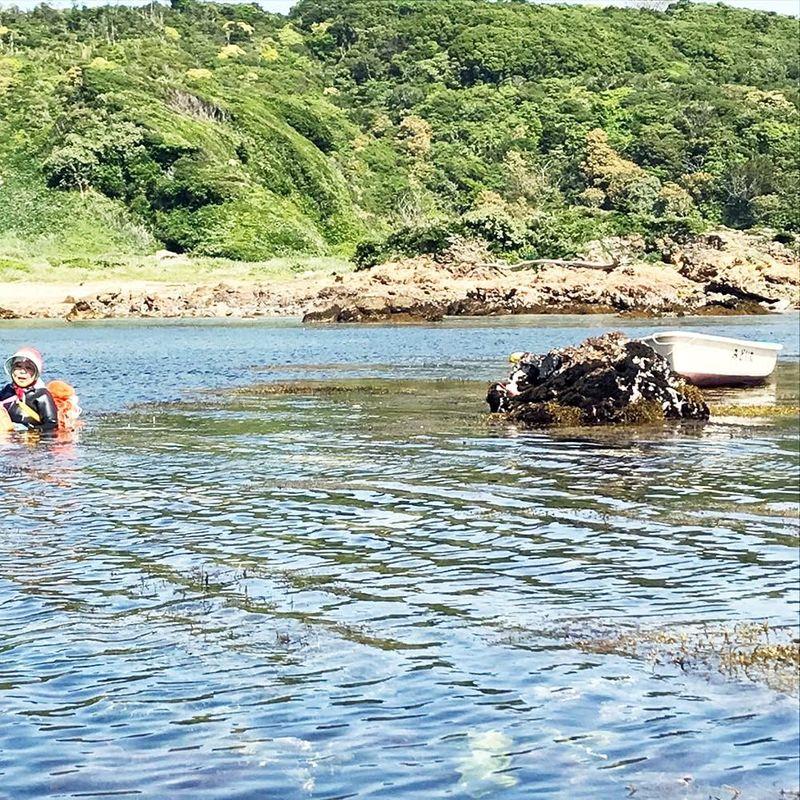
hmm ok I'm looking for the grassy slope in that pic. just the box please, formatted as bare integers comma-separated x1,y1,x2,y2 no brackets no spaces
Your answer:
0,0,797,281
0,3,365,275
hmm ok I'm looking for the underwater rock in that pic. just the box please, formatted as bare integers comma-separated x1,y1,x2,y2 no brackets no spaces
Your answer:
455,730,518,795
487,331,709,426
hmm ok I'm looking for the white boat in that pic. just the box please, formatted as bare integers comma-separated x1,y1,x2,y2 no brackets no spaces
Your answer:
639,330,782,387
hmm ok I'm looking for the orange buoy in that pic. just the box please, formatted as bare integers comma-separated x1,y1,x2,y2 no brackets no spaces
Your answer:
47,380,82,431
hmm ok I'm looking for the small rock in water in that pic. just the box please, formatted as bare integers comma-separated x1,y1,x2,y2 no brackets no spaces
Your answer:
487,331,709,426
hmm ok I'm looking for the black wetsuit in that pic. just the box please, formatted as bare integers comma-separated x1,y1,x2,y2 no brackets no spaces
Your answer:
0,383,59,430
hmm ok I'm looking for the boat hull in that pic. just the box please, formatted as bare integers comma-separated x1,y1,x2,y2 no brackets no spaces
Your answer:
639,331,781,387
676,372,771,388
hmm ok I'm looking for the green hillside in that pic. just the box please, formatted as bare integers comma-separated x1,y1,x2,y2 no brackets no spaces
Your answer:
0,0,797,268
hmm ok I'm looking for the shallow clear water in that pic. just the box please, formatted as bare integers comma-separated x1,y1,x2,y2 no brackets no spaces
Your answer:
1,314,798,799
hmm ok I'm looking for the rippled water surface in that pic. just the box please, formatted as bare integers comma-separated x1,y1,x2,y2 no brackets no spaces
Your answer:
1,314,798,800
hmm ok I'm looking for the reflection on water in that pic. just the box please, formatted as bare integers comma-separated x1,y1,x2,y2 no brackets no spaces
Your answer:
0,315,798,799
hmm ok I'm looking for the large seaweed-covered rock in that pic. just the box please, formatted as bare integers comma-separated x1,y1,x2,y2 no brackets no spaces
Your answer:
487,332,709,426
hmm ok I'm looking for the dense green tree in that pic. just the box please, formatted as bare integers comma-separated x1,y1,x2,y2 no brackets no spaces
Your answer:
0,0,796,262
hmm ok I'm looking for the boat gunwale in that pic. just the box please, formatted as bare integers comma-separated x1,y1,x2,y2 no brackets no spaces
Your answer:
640,331,783,352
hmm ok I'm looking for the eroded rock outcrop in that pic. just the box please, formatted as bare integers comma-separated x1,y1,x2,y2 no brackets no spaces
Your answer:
487,332,709,427
302,296,444,323
666,229,799,309
64,283,309,321
47,228,798,322
301,230,797,322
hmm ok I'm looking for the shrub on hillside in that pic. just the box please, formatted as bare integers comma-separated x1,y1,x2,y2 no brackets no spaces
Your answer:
353,238,387,270
353,221,457,269
462,204,526,252
268,96,342,153
385,222,455,257
525,208,617,260
156,158,242,210
581,128,663,215
750,192,800,233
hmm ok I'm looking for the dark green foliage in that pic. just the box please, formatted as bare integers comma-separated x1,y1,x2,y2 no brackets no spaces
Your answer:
354,222,456,268
524,208,618,261
0,0,797,262
462,205,526,252
265,96,342,153
353,238,386,270
153,208,203,253
385,222,455,258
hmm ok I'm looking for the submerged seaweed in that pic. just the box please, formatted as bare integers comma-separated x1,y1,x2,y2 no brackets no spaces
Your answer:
503,619,800,695
710,404,800,419
237,381,392,396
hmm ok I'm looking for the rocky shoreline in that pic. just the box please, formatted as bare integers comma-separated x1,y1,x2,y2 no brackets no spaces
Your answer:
1,229,797,322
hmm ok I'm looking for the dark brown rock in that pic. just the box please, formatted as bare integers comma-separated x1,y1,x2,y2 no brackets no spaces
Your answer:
704,280,780,307
303,300,443,323
488,332,709,427
302,305,343,323
65,299,100,321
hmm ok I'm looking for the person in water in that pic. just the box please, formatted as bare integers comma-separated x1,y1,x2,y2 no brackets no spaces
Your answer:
0,347,59,431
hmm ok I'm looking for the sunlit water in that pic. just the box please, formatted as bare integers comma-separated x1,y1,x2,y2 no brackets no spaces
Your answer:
1,314,798,800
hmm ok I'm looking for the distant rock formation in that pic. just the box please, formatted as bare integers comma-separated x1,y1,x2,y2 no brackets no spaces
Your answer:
41,228,798,322
300,229,797,322
302,296,444,323
64,284,287,320
487,332,709,427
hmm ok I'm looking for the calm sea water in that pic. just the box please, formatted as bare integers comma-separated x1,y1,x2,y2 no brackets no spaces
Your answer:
1,314,798,800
